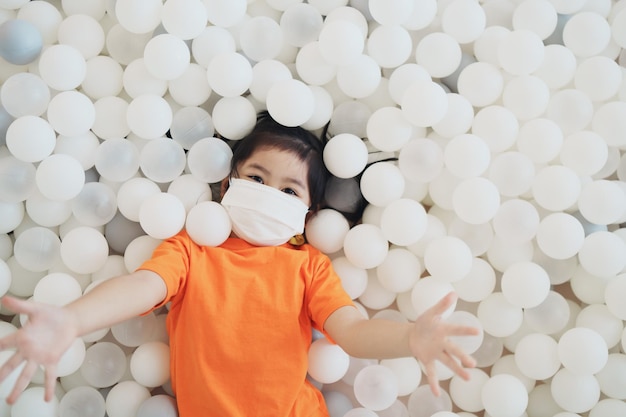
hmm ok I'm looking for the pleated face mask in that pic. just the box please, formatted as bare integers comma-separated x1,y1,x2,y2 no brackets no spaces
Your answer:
220,178,310,246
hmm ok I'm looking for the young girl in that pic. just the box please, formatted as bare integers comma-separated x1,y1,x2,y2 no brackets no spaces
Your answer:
0,113,478,416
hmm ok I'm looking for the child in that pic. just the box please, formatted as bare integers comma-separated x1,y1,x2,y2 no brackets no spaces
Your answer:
0,112,478,416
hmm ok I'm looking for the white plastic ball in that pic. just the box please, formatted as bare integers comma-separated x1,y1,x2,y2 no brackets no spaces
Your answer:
359,162,405,207
266,78,315,127
279,3,323,47
186,136,232,184
0,18,43,65
307,337,349,384
457,62,504,107
115,0,162,34
367,24,412,69
502,75,550,121
206,52,253,98
492,199,539,244
477,292,523,337
6,115,56,162
0,156,36,204
445,310,484,355
336,54,381,99
366,107,413,153
46,90,95,137
116,178,160,222
323,134,368,179
416,32,461,78
578,180,626,226
240,16,284,62
551,369,601,413
343,223,389,270
191,26,236,68
497,29,545,75
94,138,140,183
592,101,626,148
605,274,626,320
161,0,208,40
559,327,608,375
562,11,611,57
211,96,257,140
595,353,626,399
13,227,60,272
305,209,350,254
432,93,474,138
424,236,472,283
380,198,427,247
398,138,444,183
410,276,456,318
249,59,292,103
82,56,124,100
512,0,558,39
517,118,563,164
10,387,58,417
36,154,85,201
481,374,528,417
170,106,214,150
452,177,500,225
139,137,186,183
38,44,86,91
204,0,247,27
126,94,173,140
294,42,337,86
449,368,489,413
452,257,496,303
547,89,594,135
318,19,364,66
331,256,368,299
376,248,421,293
353,364,399,411
168,63,212,107
57,14,104,59
401,79,448,128
501,261,550,308
130,341,170,388
532,165,581,212
574,55,622,102
444,133,491,178
185,201,231,247
60,226,109,274
472,105,519,153
560,131,608,177
524,290,571,335
59,386,106,417
122,58,168,99
578,231,626,278
139,192,186,240
105,380,151,417
441,0,486,44
0,72,50,117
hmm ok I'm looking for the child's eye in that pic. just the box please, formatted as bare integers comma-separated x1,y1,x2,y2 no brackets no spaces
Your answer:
282,188,297,196
248,175,263,183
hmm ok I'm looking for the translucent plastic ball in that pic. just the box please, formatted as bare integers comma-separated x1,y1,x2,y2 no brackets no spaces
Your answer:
452,177,500,225
191,26,236,68
359,162,405,207
577,304,623,350
142,33,190,81
578,231,626,278
115,0,162,34
497,29,545,76
126,94,173,140
441,0,486,44
46,90,95,137
170,106,214,150
547,89,594,135
36,154,85,201
266,78,315,127
424,236,473,283
473,25,510,66
6,115,56,162
492,199,539,244
366,107,413,153
574,56,622,102
416,32,462,78
410,276,456,318
295,42,337,86
94,138,140,183
0,72,50,117
481,374,528,417
448,368,489,413
105,380,151,417
32,269,83,306
559,131,608,177
578,180,626,226
331,256,368,299
10,386,58,417
336,54,382,99
558,327,608,375
13,226,60,272
185,201,231,247
502,75,550,122
38,44,86,91
301,85,334,131
249,59,292,103
167,174,212,212
0,18,42,65
206,51,253,98
457,61,504,107
307,337,350,384
60,227,109,274
376,248,421,293
605,274,626,320
387,63,430,105
91,96,130,140
318,19,364,66
477,292,523,337
122,58,168,99
533,44,577,90
0,200,24,234
161,0,207,40
0,156,36,203
431,93,474,139
562,11,611,57
524,290,571,335
593,101,626,149
57,13,104,59
323,133,368,179
401,79,448,128
501,261,550,308
367,24,412,69
359,272,397,310
169,63,212,108
305,208,350,255
343,408,377,417
71,182,117,227
406,383,453,417
532,165,581,212
211,96,257,140
380,198,427,247
444,134,491,179
343,223,389,270
59,385,106,417
139,137,186,183
551,368,601,413
82,56,124,100
136,395,178,417
204,0,247,27
240,16,284,62
186,136,233,183
116,178,161,222
130,341,170,388
279,3,323,47
445,310,484,354
596,353,626,399
353,364,399,411
139,192,186,239
398,138,444,183
452,257,496,303
111,310,158,347
512,0,558,39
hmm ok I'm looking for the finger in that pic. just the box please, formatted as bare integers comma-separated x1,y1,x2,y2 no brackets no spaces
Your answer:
0,351,24,382
446,342,477,369
423,362,441,397
438,351,471,380
6,360,37,405
0,331,18,352
0,296,36,316
43,364,57,402
428,292,457,317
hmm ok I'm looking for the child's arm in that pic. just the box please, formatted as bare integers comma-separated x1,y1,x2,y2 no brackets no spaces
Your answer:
323,292,479,396
0,269,167,404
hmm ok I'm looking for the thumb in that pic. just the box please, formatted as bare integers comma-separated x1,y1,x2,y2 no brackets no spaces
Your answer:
0,296,36,316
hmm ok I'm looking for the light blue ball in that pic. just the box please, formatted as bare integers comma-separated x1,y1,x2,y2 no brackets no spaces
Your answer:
0,19,43,65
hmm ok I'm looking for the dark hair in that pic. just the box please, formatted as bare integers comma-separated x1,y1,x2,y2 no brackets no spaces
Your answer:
229,111,330,212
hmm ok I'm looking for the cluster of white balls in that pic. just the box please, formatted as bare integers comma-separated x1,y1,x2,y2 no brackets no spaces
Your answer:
0,0,625,416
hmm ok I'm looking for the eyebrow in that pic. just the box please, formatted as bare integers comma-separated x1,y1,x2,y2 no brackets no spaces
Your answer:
247,162,307,190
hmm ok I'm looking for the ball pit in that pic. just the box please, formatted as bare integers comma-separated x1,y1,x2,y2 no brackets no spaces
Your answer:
0,0,625,416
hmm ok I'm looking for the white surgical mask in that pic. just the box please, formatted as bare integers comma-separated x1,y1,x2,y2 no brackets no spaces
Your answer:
221,178,310,246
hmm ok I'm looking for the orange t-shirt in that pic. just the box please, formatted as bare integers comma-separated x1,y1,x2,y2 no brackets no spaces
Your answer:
138,230,354,417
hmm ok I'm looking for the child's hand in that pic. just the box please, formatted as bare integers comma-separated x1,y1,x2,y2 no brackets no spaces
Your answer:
0,296,79,404
408,292,480,396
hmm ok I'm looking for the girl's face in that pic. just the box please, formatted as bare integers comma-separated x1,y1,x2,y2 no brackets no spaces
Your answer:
234,147,312,207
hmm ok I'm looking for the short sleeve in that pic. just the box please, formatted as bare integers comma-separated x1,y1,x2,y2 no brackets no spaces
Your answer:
305,252,354,339
137,231,193,310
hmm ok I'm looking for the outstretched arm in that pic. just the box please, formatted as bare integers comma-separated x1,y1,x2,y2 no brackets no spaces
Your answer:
323,292,479,396
0,269,167,404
